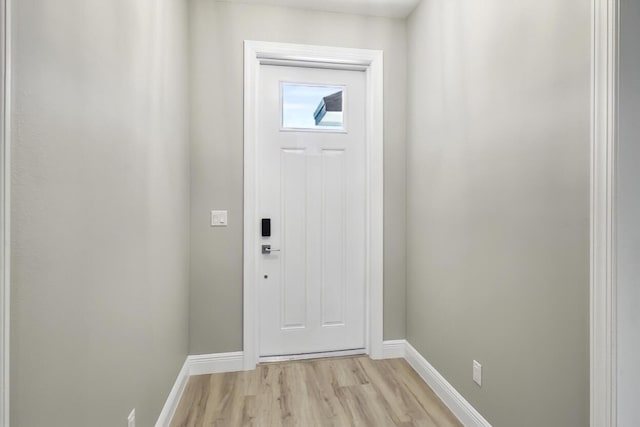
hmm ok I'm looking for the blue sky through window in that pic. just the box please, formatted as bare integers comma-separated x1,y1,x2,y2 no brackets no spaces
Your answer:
282,83,344,130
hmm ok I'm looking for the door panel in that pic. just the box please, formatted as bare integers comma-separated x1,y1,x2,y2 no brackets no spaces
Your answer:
281,149,307,329
258,65,366,357
321,149,346,327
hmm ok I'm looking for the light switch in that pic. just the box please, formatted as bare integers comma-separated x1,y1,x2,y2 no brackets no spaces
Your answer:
210,210,228,227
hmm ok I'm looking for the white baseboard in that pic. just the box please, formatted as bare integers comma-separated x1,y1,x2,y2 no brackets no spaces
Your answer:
404,342,492,427
155,358,189,427
381,339,407,359
187,351,244,376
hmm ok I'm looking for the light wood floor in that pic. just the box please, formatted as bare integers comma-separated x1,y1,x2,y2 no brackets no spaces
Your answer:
170,356,462,427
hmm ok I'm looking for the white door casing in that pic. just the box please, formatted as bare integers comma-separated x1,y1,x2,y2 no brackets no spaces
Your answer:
591,0,618,426
258,66,366,357
243,41,384,370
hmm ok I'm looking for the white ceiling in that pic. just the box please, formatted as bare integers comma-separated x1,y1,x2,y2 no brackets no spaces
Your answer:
216,0,421,19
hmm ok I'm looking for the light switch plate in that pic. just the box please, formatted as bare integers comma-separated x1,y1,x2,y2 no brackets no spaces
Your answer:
211,210,228,227
473,360,482,387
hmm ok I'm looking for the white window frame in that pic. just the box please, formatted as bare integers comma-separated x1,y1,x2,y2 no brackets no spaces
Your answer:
242,41,384,370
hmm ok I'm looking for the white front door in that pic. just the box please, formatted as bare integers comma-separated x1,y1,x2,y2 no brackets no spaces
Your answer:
258,64,367,357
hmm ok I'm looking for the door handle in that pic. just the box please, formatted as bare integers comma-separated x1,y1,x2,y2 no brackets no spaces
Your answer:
262,244,281,255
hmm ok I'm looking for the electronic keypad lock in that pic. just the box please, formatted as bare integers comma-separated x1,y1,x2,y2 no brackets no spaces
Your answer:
261,218,271,237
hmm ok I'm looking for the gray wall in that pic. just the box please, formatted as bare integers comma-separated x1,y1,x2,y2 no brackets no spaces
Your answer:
188,0,407,354
618,0,640,425
405,1,590,426
10,1,189,426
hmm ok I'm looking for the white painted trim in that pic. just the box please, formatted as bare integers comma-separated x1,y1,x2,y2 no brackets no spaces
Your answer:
0,0,10,425
591,0,618,426
243,41,384,370
259,348,366,363
155,359,189,427
381,339,406,359
187,351,244,376
404,342,492,427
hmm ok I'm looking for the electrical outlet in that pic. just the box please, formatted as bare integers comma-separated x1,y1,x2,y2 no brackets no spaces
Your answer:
127,409,135,427
473,360,482,387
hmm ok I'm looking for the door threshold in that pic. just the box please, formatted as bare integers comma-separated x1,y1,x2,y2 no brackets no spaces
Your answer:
259,348,366,363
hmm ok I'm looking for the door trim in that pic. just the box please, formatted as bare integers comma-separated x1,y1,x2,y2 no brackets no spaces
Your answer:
0,0,11,424
243,41,384,370
259,349,367,364
591,0,618,425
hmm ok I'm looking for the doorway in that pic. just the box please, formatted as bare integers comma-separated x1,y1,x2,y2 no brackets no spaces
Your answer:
243,41,384,369
257,65,366,358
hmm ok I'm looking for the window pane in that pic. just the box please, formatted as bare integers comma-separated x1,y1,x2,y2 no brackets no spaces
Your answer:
282,83,344,131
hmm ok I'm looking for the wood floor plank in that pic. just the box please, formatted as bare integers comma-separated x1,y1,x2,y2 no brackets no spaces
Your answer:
387,358,462,427
356,357,433,425
171,374,210,427
306,360,349,425
170,355,462,427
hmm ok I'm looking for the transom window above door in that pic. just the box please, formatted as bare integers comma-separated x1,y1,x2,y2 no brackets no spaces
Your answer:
281,83,345,132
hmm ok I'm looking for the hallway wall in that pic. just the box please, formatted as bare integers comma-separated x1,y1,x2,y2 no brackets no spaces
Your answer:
617,0,640,424
10,0,190,425
188,0,407,354
405,0,591,425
